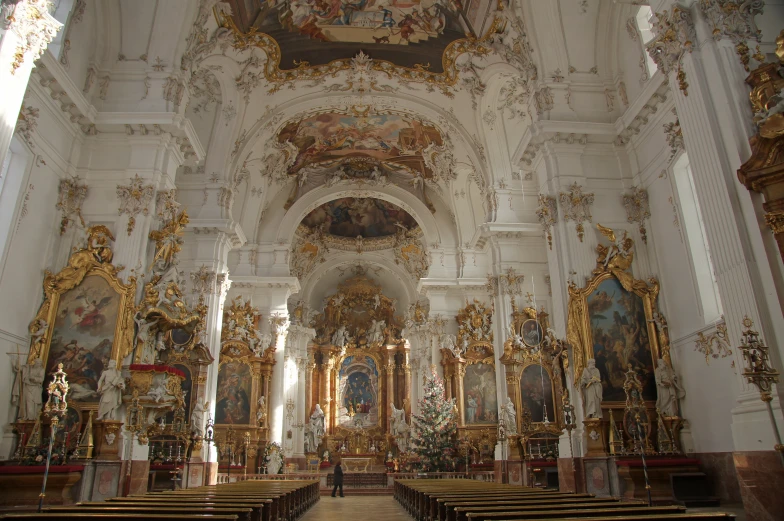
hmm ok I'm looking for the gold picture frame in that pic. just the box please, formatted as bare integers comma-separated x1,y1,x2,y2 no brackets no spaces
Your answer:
28,226,136,377
567,238,670,404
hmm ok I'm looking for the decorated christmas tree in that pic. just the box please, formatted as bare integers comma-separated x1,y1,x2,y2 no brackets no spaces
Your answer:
410,367,458,471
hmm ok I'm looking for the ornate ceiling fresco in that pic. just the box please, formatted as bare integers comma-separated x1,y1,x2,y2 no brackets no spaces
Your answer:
221,0,467,71
301,197,418,238
207,0,532,96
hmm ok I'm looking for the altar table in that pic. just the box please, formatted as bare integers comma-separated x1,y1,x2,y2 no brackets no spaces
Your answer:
341,457,372,472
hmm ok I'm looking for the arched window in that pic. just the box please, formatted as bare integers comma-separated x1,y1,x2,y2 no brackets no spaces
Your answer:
635,6,658,78
672,154,723,322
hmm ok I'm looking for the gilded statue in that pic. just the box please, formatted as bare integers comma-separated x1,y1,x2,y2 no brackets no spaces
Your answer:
148,209,189,270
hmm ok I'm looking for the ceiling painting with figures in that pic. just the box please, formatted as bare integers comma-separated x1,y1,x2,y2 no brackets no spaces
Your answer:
301,198,418,239
220,0,470,71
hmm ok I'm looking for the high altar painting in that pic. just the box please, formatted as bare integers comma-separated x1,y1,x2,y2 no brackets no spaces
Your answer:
215,361,253,425
46,274,121,402
463,362,497,424
302,198,418,238
520,365,555,424
337,355,380,428
587,277,656,402
278,112,443,176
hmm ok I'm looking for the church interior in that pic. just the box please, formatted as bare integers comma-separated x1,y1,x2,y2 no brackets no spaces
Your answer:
1,0,784,520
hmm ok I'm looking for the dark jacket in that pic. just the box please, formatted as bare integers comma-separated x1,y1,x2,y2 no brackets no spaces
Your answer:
334,463,344,485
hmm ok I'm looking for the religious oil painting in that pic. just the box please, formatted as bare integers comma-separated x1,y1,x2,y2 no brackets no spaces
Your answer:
337,355,379,428
302,198,418,238
46,274,121,402
215,361,252,425
278,112,444,176
463,362,497,424
587,277,656,402
520,364,555,424
521,319,543,348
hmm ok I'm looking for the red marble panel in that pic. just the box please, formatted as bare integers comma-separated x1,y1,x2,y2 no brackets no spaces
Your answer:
733,450,784,521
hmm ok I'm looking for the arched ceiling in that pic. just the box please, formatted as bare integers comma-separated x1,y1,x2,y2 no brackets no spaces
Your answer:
300,197,418,239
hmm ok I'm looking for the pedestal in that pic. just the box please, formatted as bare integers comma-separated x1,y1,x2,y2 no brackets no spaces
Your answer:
190,436,204,463
93,420,124,461
662,416,684,453
90,461,122,501
125,459,150,495
557,457,585,493
613,456,700,503
583,418,607,457
733,450,784,521
583,457,619,497
183,462,207,488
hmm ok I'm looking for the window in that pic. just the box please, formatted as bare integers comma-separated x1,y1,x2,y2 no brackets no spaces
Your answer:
635,6,658,78
672,154,723,322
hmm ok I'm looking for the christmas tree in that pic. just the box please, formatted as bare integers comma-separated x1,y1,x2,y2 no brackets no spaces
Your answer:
410,367,458,471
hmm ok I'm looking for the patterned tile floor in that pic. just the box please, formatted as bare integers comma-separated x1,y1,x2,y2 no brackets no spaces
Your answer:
302,495,411,520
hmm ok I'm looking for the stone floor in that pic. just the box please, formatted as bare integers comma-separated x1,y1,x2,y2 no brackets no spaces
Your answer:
302,495,411,520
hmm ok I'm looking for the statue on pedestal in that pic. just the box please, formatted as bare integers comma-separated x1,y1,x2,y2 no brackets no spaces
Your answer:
191,401,206,437
97,362,125,421
501,397,518,435
580,358,603,418
654,359,685,417
12,358,45,421
390,402,409,451
305,404,325,452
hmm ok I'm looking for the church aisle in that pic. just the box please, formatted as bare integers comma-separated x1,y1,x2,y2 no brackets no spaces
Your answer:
300,495,412,521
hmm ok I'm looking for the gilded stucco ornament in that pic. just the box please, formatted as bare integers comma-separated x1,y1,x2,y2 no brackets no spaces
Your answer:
456,299,494,346
116,174,155,236
3,0,62,74
14,104,39,148
663,111,684,159
559,183,594,242
646,7,696,96
535,194,557,250
392,225,429,280
699,0,765,72
56,176,88,235
622,186,651,245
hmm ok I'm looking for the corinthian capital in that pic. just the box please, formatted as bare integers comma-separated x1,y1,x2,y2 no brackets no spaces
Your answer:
4,0,63,74
647,6,697,95
699,0,765,71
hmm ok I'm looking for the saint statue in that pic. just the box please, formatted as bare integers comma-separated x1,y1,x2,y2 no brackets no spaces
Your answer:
501,397,518,435
256,395,267,426
13,358,45,421
390,402,408,437
580,358,603,418
191,401,206,437
267,448,283,475
331,326,347,348
305,404,326,452
97,362,125,421
655,359,685,417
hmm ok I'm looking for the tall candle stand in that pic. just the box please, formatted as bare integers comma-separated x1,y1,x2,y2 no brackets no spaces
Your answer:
39,363,69,513
737,316,783,466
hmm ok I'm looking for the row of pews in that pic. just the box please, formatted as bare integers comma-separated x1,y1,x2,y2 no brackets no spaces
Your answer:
0,479,319,521
394,479,735,521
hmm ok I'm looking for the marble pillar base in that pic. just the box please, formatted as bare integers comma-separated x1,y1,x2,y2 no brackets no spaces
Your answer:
557,457,584,493
90,461,122,501
614,456,699,503
205,462,218,485
733,450,784,521
92,421,124,461
694,452,742,503
125,460,150,496
184,462,207,488
583,457,619,497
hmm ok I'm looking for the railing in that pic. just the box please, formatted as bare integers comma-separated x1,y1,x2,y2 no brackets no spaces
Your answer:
217,472,321,483
388,471,496,481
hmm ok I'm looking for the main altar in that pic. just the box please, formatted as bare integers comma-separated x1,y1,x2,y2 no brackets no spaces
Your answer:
304,271,411,465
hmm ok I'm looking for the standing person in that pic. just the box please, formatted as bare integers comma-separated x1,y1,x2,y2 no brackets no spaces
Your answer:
331,459,344,497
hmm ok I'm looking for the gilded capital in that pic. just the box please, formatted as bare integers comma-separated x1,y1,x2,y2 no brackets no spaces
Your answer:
647,7,697,95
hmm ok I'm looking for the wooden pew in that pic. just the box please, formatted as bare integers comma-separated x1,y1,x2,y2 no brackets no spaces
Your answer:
0,515,238,521
444,498,624,521
462,506,686,521
45,506,253,521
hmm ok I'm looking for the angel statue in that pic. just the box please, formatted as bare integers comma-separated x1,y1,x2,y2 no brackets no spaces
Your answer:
442,333,461,358
597,224,633,269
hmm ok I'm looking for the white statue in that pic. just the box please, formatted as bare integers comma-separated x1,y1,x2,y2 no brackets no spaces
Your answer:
655,359,685,417
580,358,603,419
390,402,409,451
97,363,125,421
13,358,45,421
369,319,386,344
501,398,517,435
267,448,283,475
331,326,347,348
442,333,462,358
373,293,381,309
134,313,159,363
305,404,326,451
322,449,330,462
191,401,206,437
147,373,169,403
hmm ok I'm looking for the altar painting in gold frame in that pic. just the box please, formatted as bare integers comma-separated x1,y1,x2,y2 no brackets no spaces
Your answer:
336,352,381,430
463,357,497,425
568,246,668,405
215,356,254,425
28,226,136,403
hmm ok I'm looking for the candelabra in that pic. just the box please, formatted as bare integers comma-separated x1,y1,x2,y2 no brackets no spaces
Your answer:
562,397,576,470
497,418,508,483
204,413,214,463
39,363,69,512
737,316,783,466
